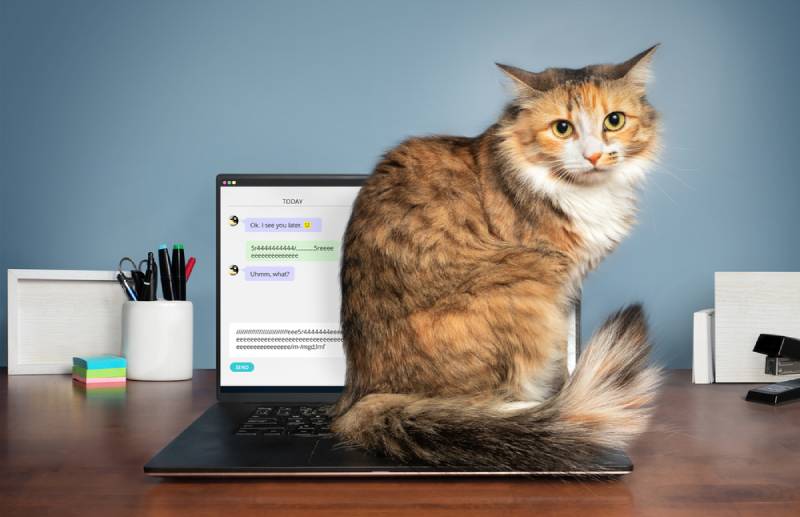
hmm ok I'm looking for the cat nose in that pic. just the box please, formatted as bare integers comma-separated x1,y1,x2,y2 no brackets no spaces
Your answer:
584,152,602,166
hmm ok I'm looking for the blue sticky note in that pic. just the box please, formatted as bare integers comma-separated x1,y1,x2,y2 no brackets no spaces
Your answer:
73,355,126,370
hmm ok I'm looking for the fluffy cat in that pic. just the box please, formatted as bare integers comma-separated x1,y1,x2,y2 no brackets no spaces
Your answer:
332,46,662,470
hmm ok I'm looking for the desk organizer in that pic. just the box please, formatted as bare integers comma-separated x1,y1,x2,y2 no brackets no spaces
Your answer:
122,301,193,381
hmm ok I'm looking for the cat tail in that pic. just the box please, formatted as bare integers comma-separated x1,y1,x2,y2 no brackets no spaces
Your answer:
332,304,662,471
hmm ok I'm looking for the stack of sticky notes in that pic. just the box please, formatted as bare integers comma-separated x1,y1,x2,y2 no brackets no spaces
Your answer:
72,355,127,386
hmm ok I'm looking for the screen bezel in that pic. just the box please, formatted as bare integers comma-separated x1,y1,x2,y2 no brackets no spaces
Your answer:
216,174,366,403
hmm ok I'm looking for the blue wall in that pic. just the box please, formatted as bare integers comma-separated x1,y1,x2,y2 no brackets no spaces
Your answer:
3,0,800,369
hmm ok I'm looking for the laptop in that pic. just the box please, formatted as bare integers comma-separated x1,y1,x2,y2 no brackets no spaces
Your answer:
144,173,633,477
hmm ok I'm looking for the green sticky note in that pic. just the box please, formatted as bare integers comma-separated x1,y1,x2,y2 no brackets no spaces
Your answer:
72,366,126,379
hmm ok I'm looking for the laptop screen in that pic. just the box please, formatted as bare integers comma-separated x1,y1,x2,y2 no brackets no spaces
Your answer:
218,175,364,391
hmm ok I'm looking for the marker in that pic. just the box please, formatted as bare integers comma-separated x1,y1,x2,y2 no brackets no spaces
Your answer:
158,244,174,300
172,244,186,301
185,256,196,281
116,273,138,301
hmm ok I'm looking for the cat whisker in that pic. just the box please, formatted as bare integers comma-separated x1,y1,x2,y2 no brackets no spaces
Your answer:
652,165,695,191
649,177,677,204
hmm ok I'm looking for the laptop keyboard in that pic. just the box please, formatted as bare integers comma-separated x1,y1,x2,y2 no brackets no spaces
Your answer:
235,405,333,437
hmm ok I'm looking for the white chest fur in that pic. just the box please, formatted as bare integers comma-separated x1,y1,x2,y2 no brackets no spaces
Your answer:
556,180,638,270
520,162,645,276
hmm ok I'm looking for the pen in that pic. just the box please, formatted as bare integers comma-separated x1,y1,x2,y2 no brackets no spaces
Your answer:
158,244,174,300
117,273,138,301
143,252,157,301
185,256,196,281
131,269,145,300
172,244,186,301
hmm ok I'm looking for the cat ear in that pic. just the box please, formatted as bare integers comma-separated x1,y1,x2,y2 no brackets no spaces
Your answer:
496,63,546,95
615,44,659,87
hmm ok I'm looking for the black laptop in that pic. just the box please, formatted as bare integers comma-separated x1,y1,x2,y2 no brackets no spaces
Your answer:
144,174,633,477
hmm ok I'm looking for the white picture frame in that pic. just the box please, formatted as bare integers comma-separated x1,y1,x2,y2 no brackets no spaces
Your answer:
714,272,800,383
7,269,127,375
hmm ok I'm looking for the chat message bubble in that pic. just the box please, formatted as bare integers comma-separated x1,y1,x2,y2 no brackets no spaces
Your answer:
244,266,295,281
247,240,338,261
230,323,344,358
245,218,322,232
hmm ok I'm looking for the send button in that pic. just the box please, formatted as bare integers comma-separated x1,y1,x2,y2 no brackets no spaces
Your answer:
230,362,254,373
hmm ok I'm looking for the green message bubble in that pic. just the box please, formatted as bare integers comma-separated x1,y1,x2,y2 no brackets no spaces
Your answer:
247,240,339,262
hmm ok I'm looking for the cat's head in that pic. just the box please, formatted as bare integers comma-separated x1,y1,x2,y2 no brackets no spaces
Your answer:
496,46,660,189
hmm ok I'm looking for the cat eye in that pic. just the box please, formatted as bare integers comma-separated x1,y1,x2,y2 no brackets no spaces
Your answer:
551,120,573,139
603,112,626,131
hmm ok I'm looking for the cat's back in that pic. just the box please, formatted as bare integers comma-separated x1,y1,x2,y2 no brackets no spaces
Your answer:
341,134,490,334
351,135,482,224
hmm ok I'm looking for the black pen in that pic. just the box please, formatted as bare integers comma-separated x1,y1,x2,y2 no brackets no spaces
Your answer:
158,244,174,300
131,269,145,300
143,252,157,301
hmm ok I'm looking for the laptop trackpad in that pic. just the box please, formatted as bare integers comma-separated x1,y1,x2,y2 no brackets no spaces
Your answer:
309,438,413,469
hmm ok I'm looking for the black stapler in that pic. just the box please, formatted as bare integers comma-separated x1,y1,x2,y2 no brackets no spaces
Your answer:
746,334,800,405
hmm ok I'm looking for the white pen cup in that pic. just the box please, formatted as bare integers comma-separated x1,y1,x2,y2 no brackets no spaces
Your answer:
122,301,193,381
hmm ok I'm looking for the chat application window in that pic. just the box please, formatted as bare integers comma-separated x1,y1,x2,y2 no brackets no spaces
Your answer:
220,184,361,387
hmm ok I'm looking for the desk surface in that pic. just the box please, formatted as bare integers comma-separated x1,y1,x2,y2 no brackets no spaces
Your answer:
1,369,798,517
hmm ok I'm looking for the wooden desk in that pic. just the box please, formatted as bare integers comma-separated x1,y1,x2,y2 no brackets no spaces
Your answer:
1,369,798,516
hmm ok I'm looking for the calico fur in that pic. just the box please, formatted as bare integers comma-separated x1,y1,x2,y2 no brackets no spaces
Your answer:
332,46,662,470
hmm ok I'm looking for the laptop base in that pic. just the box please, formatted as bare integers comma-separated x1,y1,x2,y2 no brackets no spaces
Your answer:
144,403,633,478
